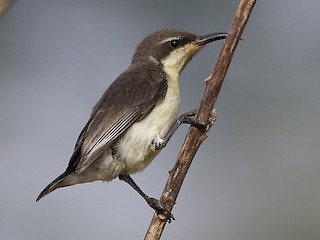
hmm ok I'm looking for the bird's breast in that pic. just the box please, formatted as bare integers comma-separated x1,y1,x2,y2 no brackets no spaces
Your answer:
116,77,180,174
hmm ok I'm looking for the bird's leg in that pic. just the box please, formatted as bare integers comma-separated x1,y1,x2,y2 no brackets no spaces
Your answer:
153,109,217,150
118,174,174,222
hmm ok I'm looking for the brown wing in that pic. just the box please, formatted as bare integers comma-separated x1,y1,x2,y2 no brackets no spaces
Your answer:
67,64,167,174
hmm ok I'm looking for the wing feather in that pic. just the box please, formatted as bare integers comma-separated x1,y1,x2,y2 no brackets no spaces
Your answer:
66,63,167,174
83,108,139,164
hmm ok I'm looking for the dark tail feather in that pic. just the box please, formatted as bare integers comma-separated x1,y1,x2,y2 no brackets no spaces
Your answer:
36,171,70,202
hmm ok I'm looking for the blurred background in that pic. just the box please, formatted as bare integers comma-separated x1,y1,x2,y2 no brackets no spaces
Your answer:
1,1,320,239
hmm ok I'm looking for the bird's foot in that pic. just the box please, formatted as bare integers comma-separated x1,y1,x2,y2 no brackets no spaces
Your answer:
184,109,217,132
146,197,175,223
151,134,165,151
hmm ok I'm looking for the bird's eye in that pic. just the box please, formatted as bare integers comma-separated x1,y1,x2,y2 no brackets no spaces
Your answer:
170,39,181,48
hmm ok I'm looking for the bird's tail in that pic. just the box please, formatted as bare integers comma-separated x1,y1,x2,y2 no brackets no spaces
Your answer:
36,171,70,202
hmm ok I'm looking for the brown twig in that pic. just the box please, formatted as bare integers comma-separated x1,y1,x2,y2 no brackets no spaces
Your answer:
0,0,16,17
144,0,257,239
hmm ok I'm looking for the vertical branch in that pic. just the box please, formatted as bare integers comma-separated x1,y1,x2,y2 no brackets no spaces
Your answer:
144,0,257,239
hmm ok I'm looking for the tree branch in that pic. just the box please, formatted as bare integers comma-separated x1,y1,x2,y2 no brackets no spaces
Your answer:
144,0,257,239
0,0,16,17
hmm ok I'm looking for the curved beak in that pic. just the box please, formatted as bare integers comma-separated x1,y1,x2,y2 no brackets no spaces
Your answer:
195,32,227,46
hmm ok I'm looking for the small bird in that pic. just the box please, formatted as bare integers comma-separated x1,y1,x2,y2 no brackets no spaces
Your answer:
36,29,226,220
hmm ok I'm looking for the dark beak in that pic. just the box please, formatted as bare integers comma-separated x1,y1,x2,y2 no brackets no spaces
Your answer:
195,32,227,46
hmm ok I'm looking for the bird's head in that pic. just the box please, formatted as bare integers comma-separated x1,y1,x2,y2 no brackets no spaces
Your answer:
131,29,227,76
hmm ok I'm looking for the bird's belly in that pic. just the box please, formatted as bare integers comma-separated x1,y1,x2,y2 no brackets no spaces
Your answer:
117,86,180,174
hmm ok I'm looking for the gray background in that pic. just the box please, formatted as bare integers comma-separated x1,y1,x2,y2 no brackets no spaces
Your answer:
1,1,320,240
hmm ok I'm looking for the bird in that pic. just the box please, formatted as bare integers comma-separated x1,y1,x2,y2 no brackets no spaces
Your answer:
36,29,227,221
